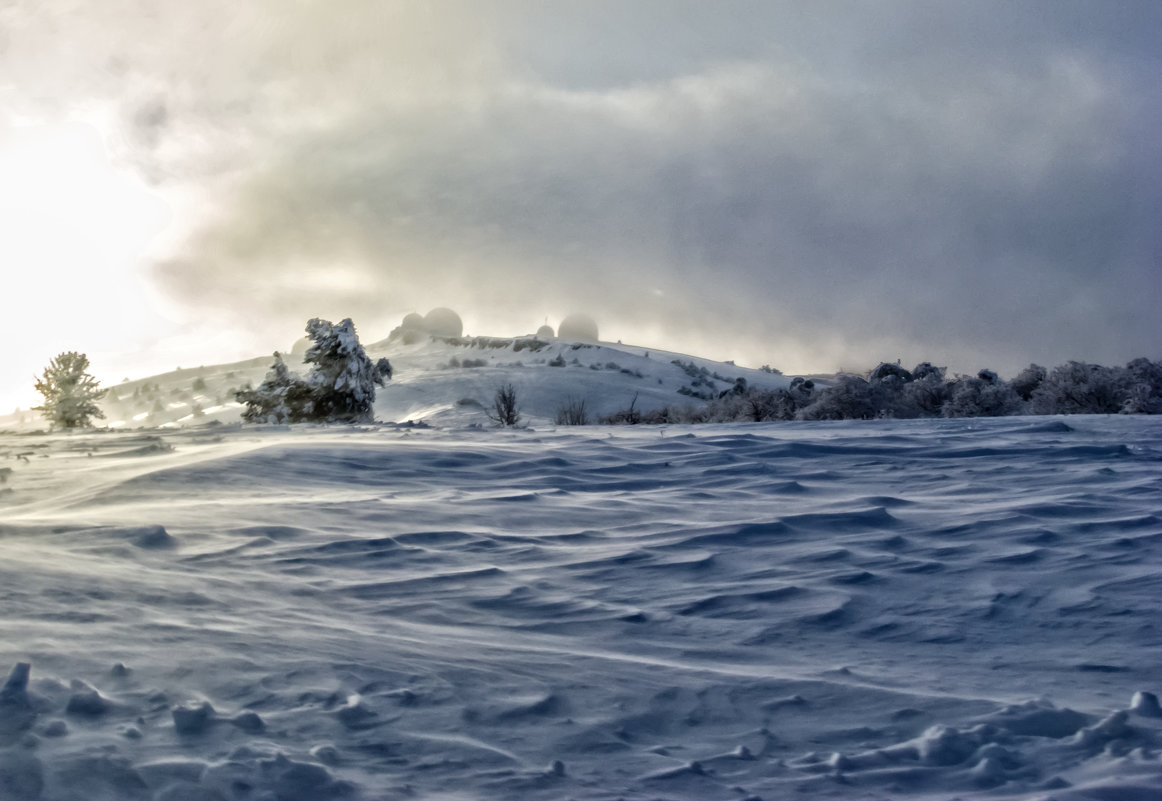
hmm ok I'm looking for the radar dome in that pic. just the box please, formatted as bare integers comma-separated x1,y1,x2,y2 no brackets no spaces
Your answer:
536,324,555,339
423,307,463,338
557,314,598,343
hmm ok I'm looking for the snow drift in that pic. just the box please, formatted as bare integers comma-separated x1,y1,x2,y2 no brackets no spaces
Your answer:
0,415,1159,799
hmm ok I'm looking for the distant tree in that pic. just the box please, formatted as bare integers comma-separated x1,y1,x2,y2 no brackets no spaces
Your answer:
33,352,107,429
192,376,208,392
488,383,521,427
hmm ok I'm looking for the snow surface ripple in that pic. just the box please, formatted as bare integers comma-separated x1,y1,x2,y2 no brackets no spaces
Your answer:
0,416,1160,800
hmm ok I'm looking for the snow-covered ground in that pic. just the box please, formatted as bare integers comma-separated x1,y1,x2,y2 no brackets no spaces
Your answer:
1,415,1160,800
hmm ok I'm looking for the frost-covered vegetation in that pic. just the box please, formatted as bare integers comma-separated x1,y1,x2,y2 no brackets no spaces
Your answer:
32,352,107,429
19,319,1159,433
602,358,1162,424
236,318,391,423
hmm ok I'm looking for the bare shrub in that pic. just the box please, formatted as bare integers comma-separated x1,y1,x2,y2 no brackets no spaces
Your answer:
555,397,590,425
488,383,521,427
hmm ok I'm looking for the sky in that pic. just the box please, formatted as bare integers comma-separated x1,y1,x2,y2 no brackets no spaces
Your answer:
2,1,1160,413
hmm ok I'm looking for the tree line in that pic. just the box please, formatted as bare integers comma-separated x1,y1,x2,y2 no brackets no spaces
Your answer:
591,358,1162,425
28,327,1160,429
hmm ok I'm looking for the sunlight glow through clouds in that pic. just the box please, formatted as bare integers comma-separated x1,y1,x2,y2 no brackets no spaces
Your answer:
0,121,170,411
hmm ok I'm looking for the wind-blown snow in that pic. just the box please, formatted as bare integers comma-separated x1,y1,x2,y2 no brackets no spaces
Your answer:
0,415,1159,799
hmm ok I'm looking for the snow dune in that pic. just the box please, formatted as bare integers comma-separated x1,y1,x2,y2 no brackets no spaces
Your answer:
0,415,1160,799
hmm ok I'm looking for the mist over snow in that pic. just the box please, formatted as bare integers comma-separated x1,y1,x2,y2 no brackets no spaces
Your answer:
2,2,1161,414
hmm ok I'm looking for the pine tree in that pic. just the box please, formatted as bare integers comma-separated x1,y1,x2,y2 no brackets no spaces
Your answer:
236,353,316,423
235,319,392,424
33,352,107,429
301,318,392,423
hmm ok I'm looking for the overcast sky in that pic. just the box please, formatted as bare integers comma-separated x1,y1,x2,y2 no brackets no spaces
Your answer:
2,1,1160,412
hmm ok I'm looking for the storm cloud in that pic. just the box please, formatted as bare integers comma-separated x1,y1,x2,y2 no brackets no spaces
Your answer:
6,0,1161,377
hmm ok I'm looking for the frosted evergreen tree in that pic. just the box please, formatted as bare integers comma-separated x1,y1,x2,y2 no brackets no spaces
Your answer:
236,319,392,424
236,353,315,423
303,318,393,423
33,352,107,428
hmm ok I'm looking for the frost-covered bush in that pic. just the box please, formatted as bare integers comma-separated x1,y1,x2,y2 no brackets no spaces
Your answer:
941,373,1022,418
797,375,878,420
900,370,949,416
33,352,107,428
911,362,945,382
1120,358,1162,414
1029,361,1127,415
237,319,392,424
1010,364,1046,401
868,362,914,383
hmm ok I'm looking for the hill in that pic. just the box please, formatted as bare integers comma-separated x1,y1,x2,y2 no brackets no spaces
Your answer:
1,334,793,431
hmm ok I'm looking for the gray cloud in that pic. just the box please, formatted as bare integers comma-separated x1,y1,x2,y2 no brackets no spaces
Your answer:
7,1,1160,376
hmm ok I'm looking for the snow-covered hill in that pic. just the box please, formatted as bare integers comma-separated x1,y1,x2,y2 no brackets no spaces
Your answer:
0,416,1159,800
2,334,793,431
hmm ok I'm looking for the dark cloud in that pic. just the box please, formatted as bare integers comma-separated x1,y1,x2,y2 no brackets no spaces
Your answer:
6,1,1160,375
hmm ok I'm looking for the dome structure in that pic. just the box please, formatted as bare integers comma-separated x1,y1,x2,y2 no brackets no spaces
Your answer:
557,314,598,343
423,307,463,338
536,324,555,339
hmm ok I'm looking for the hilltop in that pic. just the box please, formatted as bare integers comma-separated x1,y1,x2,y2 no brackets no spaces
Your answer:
0,333,792,431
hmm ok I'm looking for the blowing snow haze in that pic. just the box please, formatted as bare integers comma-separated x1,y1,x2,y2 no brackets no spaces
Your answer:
2,1,1160,412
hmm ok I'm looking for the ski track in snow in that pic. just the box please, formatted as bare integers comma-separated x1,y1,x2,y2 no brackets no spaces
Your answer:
0,416,1160,800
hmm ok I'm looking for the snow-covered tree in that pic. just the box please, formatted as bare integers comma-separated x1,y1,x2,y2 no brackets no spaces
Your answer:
1010,364,1046,401
303,318,392,423
796,374,878,420
33,352,107,429
236,319,392,424
1120,358,1162,414
1029,361,1127,415
941,373,1021,418
236,353,316,423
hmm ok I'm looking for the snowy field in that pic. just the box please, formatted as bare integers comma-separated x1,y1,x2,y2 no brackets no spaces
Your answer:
1,415,1160,800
